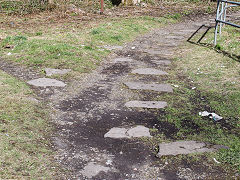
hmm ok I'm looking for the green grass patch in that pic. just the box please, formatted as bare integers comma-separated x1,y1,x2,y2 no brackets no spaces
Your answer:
0,16,174,74
0,70,59,178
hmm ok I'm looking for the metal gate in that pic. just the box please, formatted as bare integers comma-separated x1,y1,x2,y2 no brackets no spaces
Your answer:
214,0,240,45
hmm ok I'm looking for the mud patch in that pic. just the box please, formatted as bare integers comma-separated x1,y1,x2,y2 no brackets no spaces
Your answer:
101,63,131,75
58,86,110,112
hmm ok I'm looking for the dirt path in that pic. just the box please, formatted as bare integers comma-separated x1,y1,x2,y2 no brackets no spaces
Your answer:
1,15,229,179
47,17,224,179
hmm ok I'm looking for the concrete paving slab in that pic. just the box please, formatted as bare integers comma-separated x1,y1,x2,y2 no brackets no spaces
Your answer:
150,60,171,65
103,45,123,51
145,49,174,56
125,101,167,109
157,141,216,157
104,127,129,139
131,68,168,75
104,126,152,139
127,126,152,138
124,82,173,92
27,78,66,87
113,57,133,63
45,68,71,76
81,162,111,178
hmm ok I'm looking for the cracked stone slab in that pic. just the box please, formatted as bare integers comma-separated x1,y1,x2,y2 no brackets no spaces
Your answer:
157,141,216,157
125,101,167,109
80,162,111,178
45,68,71,76
150,60,171,65
27,78,66,87
131,68,168,75
124,82,173,92
112,57,133,63
104,125,152,139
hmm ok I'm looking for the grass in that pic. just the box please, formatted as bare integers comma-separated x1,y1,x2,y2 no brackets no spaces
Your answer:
154,25,240,173
159,27,240,172
0,70,61,178
0,16,174,75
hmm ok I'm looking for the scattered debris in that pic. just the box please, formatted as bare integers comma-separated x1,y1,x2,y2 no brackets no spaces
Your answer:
7,52,12,56
173,84,179,88
192,87,196,90
199,111,223,121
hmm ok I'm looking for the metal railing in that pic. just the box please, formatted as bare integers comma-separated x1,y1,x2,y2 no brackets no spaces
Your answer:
214,0,240,45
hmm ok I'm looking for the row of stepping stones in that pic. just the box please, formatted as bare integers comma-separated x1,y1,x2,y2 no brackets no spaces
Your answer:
104,56,223,156
26,55,225,158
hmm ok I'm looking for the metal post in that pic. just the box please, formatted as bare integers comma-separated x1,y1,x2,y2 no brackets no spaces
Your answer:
214,0,221,45
223,2,228,26
100,0,104,14
219,1,225,34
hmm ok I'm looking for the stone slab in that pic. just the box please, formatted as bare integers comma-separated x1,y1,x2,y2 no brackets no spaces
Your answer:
27,78,66,87
144,49,173,56
103,45,123,51
127,126,152,138
124,82,173,92
131,68,168,75
104,125,152,139
125,101,167,109
157,141,216,157
151,60,171,65
104,127,129,139
45,68,71,76
81,162,110,178
113,57,133,63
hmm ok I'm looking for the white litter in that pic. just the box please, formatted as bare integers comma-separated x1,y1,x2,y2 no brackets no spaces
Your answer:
131,46,136,50
106,160,112,165
199,111,223,121
192,87,196,90
173,85,179,88
7,52,12,56
213,158,220,164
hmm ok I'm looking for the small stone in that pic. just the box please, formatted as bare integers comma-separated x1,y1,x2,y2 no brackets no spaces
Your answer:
45,68,71,76
124,82,173,92
125,101,167,109
131,68,168,75
27,78,66,87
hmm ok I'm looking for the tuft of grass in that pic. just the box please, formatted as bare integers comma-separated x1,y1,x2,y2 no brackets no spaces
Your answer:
0,70,60,178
